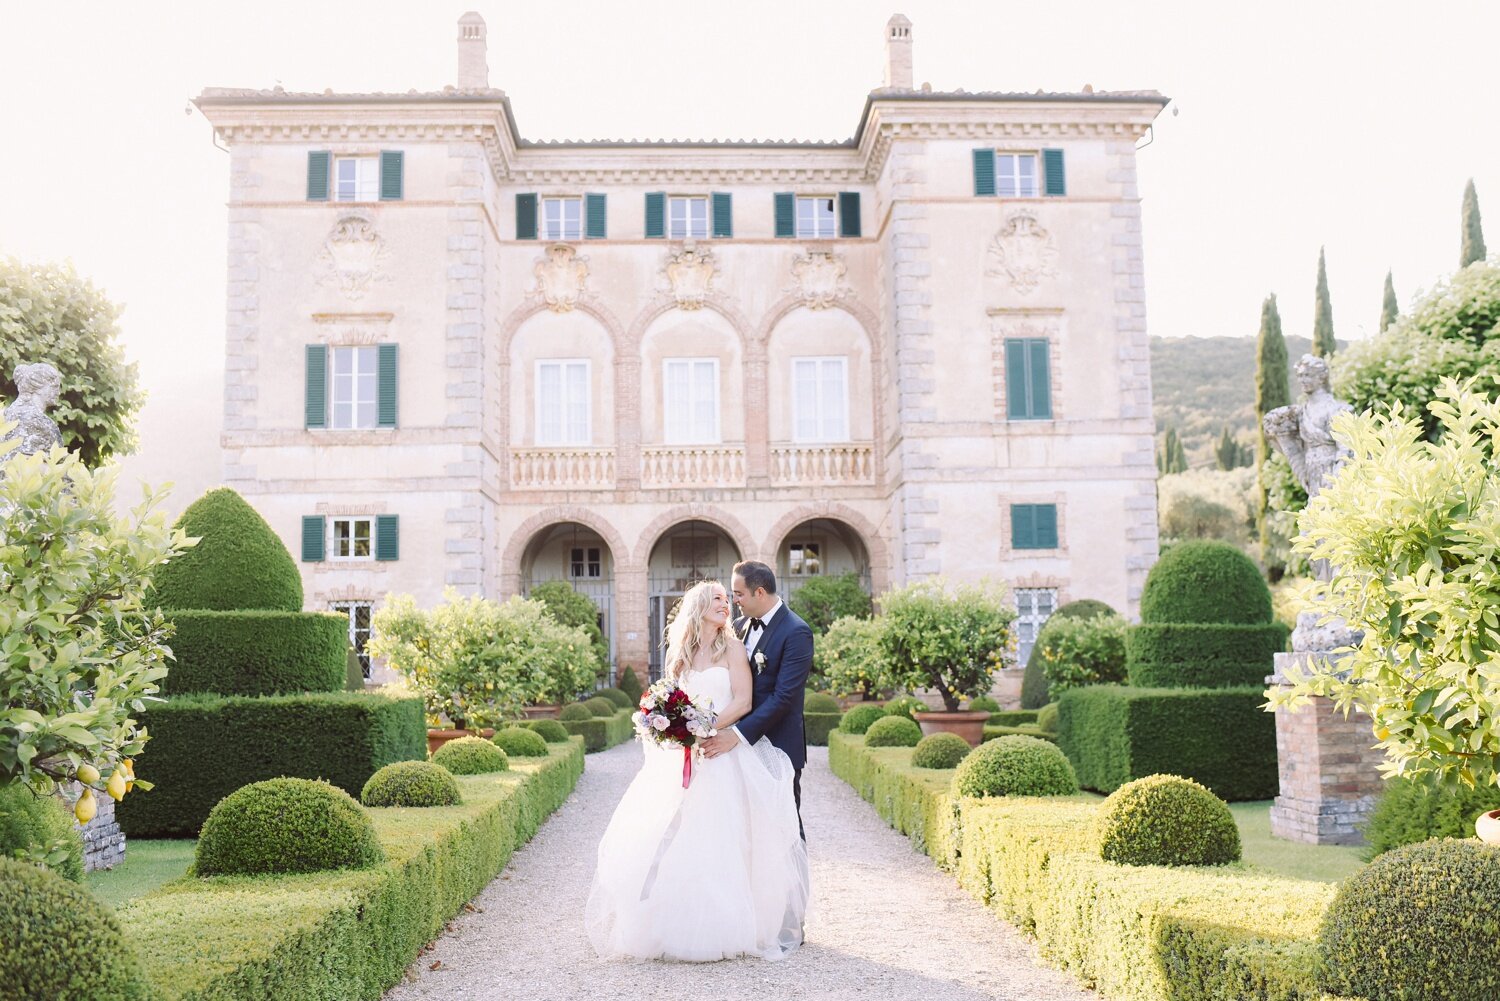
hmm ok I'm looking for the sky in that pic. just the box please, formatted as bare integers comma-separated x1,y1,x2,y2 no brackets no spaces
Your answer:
1,0,1496,494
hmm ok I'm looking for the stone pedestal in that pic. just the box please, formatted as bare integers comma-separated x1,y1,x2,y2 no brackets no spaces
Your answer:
1268,652,1387,845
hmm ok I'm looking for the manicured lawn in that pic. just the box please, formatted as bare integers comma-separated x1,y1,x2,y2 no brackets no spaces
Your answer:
1231,801,1366,882
86,839,197,908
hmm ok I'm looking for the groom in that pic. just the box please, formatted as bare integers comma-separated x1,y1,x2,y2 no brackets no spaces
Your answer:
700,560,813,839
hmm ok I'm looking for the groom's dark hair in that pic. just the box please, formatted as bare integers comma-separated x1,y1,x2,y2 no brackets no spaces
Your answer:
733,560,777,595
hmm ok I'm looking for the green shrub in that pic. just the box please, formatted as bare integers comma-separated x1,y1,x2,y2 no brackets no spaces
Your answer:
0,781,83,882
1035,612,1130,699
116,691,427,837
492,727,548,758
952,734,1078,798
521,718,571,743
804,691,842,714
839,703,888,734
1021,599,1117,709
583,696,617,718
968,695,1001,713
562,709,634,753
1096,774,1241,867
594,687,633,709
913,732,972,769
805,712,843,747
1037,703,1059,734
528,579,609,671
559,703,594,722
788,572,874,634
1125,621,1288,689
1363,777,1500,858
0,856,152,1000
432,736,510,775
196,777,384,876
882,579,1015,711
816,615,895,699
150,487,302,611
361,760,465,807
983,724,1056,743
865,715,922,748
160,609,348,696
986,709,1039,727
882,695,928,721
1320,838,1500,1001
1138,540,1272,625
617,666,643,703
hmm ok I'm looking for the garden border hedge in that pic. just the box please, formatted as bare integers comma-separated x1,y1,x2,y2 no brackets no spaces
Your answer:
160,610,349,696
805,712,843,747
1125,622,1288,689
983,724,1056,744
985,710,1040,728
562,709,634,753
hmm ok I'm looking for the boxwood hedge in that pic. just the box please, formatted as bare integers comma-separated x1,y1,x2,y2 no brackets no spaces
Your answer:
149,487,302,612
1125,622,1288,689
562,709,634,753
805,711,843,747
160,610,349,696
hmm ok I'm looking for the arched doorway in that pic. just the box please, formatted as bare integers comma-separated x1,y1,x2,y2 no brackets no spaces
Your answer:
775,518,872,604
645,520,742,681
520,522,617,677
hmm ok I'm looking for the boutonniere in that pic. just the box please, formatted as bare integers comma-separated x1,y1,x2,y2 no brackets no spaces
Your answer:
754,651,767,675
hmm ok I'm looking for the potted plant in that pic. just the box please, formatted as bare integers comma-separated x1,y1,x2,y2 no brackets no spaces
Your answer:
815,615,894,707
1479,810,1500,845
880,578,1015,746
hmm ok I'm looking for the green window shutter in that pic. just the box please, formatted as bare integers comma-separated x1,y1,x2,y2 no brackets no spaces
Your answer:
307,151,331,201
1035,504,1059,549
375,515,400,562
301,515,326,563
711,191,733,238
1005,339,1030,419
972,148,996,196
1043,148,1067,196
379,150,404,200
1011,505,1036,550
1005,338,1052,419
838,191,862,237
305,344,328,429
516,193,538,240
773,192,795,238
585,193,607,239
1028,339,1052,418
644,191,666,238
377,343,398,428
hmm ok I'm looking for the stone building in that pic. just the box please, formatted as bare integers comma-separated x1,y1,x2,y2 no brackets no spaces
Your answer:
193,12,1165,685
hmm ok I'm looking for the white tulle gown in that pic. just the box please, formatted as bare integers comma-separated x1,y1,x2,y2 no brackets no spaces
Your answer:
584,665,810,962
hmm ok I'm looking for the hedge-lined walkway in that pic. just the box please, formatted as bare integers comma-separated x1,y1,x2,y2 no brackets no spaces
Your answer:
384,743,1093,1001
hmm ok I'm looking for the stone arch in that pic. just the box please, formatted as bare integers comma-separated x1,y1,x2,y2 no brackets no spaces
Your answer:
500,505,632,594
498,296,626,359
625,295,756,356
632,504,759,569
763,501,891,596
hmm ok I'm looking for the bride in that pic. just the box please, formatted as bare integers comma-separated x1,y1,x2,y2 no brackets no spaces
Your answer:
584,580,810,962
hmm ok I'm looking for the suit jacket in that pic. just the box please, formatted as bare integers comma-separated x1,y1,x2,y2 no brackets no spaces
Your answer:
733,605,814,771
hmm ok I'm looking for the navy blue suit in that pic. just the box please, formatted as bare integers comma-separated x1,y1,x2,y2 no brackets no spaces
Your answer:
733,603,813,838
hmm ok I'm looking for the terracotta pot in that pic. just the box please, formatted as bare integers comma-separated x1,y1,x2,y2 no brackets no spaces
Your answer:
913,710,992,748
426,727,495,756
522,705,561,720
1477,809,1500,845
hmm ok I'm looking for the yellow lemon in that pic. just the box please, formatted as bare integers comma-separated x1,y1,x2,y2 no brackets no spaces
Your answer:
74,790,97,824
107,770,127,802
75,763,101,785
124,758,135,778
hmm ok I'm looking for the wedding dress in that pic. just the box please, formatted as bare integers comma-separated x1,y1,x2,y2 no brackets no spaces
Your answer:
584,664,810,962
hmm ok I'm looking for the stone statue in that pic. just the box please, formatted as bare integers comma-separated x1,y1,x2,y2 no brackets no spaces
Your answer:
1,362,64,464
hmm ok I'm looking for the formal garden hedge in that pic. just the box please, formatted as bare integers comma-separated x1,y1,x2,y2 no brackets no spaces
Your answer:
117,691,427,837
984,724,1056,744
562,708,634,753
158,610,348,696
115,739,584,1001
149,487,303,612
1124,622,1289,689
805,711,843,746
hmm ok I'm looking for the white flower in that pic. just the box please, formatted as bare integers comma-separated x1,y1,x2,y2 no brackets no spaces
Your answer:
651,715,671,731
754,652,766,666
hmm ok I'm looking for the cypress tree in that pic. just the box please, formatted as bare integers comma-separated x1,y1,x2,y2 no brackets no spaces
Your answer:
1216,427,1240,470
1174,434,1188,473
1255,294,1290,577
1462,178,1487,268
1380,270,1399,333
1313,247,1336,357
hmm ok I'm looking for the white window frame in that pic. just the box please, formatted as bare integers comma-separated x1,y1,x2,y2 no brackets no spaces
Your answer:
791,356,849,443
570,546,603,579
330,600,374,679
535,359,591,446
668,196,709,239
330,517,375,562
996,153,1039,198
541,196,583,240
662,357,721,445
329,345,379,430
334,155,379,202
1014,587,1058,667
794,195,838,239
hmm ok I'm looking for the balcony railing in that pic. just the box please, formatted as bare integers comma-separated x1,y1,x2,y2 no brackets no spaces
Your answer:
510,448,615,490
641,445,746,488
770,442,875,485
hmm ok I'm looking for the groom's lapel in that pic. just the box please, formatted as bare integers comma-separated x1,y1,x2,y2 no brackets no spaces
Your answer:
733,615,750,643
757,607,791,664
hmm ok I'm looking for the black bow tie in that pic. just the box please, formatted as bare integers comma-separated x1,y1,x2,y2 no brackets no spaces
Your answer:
747,617,766,631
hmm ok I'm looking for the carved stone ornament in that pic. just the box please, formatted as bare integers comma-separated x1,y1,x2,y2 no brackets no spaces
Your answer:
986,210,1059,296
529,243,590,313
317,213,390,301
1,361,64,470
787,250,851,310
661,241,717,310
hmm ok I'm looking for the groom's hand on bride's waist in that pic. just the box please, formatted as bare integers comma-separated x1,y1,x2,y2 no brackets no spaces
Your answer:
700,729,741,758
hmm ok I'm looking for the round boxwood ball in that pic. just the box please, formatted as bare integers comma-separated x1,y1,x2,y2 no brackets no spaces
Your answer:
197,777,384,876
0,781,84,882
839,703,889,735
362,760,465,807
559,703,595,722
805,691,842,714
865,715,923,748
150,487,302,611
583,696,618,718
594,687,633,709
1320,838,1500,1001
0,856,152,1001
1036,703,1060,735
912,732,972,769
968,695,1001,713
1139,540,1271,625
522,718,571,743
882,696,928,721
952,735,1078,798
432,736,511,775
1096,774,1240,867
492,726,548,758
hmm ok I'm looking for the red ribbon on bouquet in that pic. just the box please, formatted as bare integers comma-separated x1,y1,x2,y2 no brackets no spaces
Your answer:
682,744,693,788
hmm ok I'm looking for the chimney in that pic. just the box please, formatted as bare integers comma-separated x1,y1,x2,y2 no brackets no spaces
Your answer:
884,14,913,90
457,12,489,89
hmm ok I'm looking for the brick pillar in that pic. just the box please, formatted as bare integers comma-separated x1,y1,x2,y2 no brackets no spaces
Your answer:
614,561,649,688
1268,652,1388,845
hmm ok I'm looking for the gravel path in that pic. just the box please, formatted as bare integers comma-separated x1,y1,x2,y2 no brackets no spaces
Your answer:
384,742,1095,1001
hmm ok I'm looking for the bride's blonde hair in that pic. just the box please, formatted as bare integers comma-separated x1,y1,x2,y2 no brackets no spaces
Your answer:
663,580,730,681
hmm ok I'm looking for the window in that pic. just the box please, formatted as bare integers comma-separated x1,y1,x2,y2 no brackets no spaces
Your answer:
536,360,590,445
330,346,379,429
334,156,379,202
1011,503,1060,550
571,546,602,579
663,358,719,444
331,517,374,560
997,153,1038,198
668,196,709,239
1014,587,1057,667
795,196,837,239
793,357,848,442
788,542,822,576
1005,338,1052,420
331,601,374,680
542,197,583,240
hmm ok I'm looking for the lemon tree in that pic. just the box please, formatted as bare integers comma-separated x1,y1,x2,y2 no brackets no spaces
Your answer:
880,578,1015,712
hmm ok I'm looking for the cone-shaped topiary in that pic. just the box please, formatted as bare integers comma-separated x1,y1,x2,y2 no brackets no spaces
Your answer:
150,488,302,611
882,696,927,721
839,703,888,735
583,696,617,718
594,687,633,709
0,781,84,882
559,703,594,722
522,718,571,743
618,666,643,704
492,726,548,758
1036,702,1060,735
1320,838,1500,1001
912,732,972,769
196,777,383,876
804,691,841,714
1138,541,1271,625
952,734,1078,798
0,856,153,1001
1096,774,1240,867
361,760,464,807
432,736,510,775
864,715,922,747
1021,599,1117,709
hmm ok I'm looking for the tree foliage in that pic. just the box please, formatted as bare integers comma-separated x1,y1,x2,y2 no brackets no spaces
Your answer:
1157,468,1255,548
787,572,874,634
1034,613,1129,699
527,580,609,673
1462,178,1487,268
1157,426,1188,474
814,615,893,699
1313,247,1336,358
880,579,1015,711
1255,294,1290,576
1214,427,1253,470
1380,269,1400,333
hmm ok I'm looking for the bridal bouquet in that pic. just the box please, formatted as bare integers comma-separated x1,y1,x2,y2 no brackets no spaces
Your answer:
632,678,718,788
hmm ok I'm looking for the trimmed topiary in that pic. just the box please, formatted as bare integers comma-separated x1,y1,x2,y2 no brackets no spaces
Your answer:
805,711,843,747
583,696,617,718
883,695,928,721
196,777,384,876
559,703,595,722
432,736,510,775
0,781,84,882
0,856,153,1001
839,703,888,735
521,718,571,743
1021,599,1117,709
1096,774,1240,867
968,695,1001,713
617,666,643,704
1363,777,1500,858
594,687,633,710
1138,540,1272,626
1036,702,1060,734
492,726,548,758
912,732,972,769
361,760,465,807
158,609,349,696
1320,838,1500,1001
864,715,922,748
150,487,302,611
951,734,1078,798
805,691,842,714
